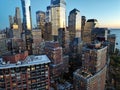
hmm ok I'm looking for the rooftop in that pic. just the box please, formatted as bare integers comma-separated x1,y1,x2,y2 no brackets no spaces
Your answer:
74,68,92,79
0,55,50,69
87,19,97,22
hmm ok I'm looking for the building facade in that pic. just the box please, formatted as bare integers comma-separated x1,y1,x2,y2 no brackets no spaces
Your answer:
32,29,42,55
73,42,108,90
0,54,50,90
68,8,81,41
83,19,98,44
44,41,68,80
15,7,22,34
82,43,107,74
50,0,66,38
46,6,52,23
21,0,32,30
91,28,109,41
81,16,86,40
73,65,107,90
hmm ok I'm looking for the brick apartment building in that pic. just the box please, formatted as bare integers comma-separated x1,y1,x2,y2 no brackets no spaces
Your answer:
73,42,108,90
0,52,50,90
44,41,69,80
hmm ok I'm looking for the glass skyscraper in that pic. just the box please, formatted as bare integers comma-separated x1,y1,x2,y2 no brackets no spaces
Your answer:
68,8,81,41
51,0,66,6
50,0,66,36
21,0,32,30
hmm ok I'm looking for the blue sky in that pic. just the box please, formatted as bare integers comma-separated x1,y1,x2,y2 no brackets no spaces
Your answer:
0,0,120,29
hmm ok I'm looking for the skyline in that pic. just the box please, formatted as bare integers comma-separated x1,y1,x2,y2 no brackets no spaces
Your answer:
0,0,120,30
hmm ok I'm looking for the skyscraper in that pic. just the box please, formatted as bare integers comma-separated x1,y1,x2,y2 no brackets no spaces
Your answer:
21,0,32,30
68,8,81,41
46,6,51,23
50,0,66,39
81,16,86,40
36,11,45,38
9,15,13,29
15,7,22,33
36,11,45,29
83,19,99,43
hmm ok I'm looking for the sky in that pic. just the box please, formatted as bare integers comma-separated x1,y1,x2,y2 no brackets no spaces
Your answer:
0,0,120,30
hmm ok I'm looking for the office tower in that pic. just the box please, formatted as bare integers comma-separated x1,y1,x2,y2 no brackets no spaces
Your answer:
46,6,51,23
15,7,22,33
21,0,32,30
21,0,32,54
36,11,45,39
51,0,66,6
73,42,108,90
36,11,45,29
50,0,66,39
0,53,50,90
81,16,86,40
68,8,81,41
9,15,13,29
83,19,99,44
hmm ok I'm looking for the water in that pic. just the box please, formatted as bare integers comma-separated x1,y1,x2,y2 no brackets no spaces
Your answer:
110,29,120,49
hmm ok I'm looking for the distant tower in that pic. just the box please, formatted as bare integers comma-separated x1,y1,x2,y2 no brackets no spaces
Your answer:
81,16,86,40
50,0,66,40
68,8,81,41
36,11,45,38
21,0,33,54
36,11,45,29
15,7,22,33
83,19,98,43
21,0,32,30
46,6,51,23
9,15,13,29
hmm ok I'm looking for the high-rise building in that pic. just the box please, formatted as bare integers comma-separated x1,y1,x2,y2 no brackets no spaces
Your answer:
44,41,68,80
91,28,109,41
15,7,22,33
82,19,99,44
50,0,66,38
51,0,66,6
44,22,52,41
82,43,107,74
0,53,50,90
73,66,107,90
81,16,86,40
46,6,51,23
36,11,45,39
32,29,42,55
68,8,81,41
0,34,8,56
21,0,32,30
36,11,45,29
73,42,108,90
9,15,13,29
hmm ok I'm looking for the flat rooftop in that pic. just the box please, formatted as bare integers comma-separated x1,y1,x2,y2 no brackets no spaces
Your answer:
74,69,92,79
0,55,51,69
